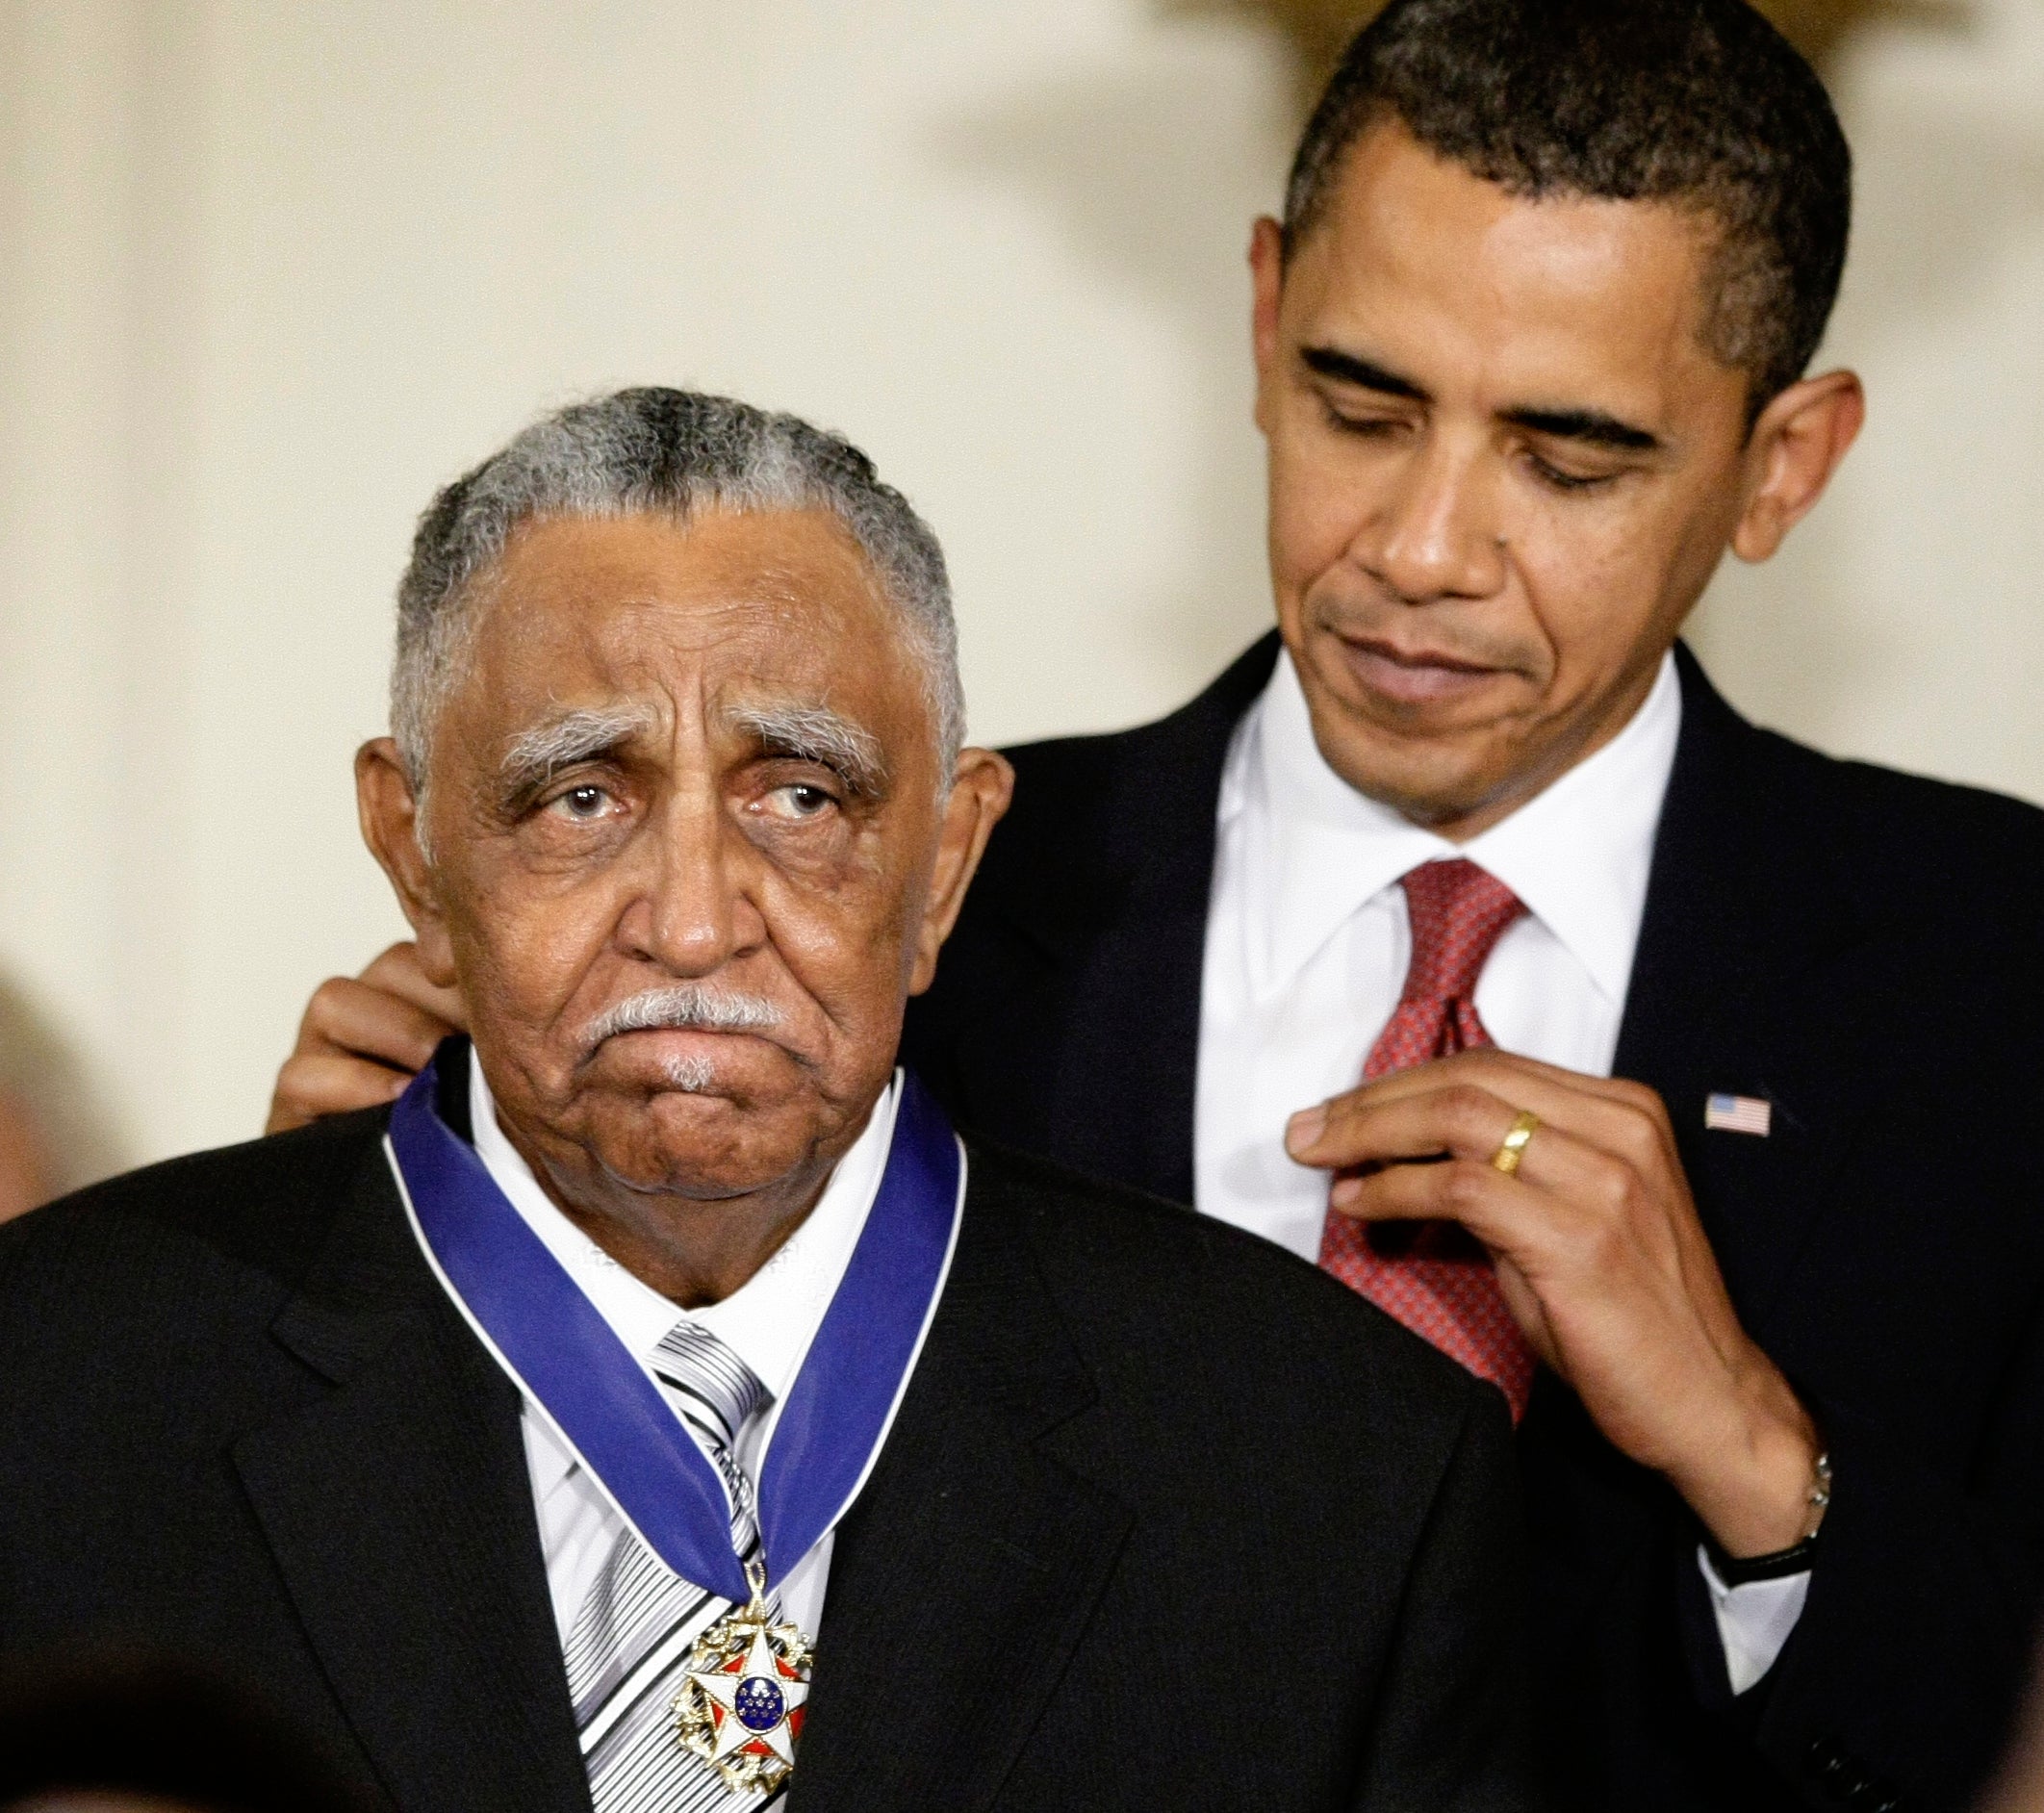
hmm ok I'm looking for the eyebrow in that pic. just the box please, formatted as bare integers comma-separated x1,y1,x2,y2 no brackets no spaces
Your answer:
1302,345,1429,403
726,702,889,799
1301,344,1663,454
1499,405,1662,453
498,704,657,799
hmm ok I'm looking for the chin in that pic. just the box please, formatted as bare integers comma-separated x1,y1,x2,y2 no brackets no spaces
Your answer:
589,1097,814,1202
1309,715,1501,822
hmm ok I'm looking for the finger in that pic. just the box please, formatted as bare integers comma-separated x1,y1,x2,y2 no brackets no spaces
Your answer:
1333,1115,1700,1340
357,942,468,1031
1331,1109,1623,1224
1351,1046,1663,1115
1298,1062,1674,1182
1327,1127,1624,1266
297,975,456,1073
266,1053,412,1136
1326,1154,1538,1252
1493,1254,1561,1370
1321,1153,1567,1367
1294,1081,1529,1174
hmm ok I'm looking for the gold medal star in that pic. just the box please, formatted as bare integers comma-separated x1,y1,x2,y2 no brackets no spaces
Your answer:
687,1625,809,1771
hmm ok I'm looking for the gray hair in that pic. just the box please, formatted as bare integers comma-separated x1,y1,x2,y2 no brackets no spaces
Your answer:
391,388,964,799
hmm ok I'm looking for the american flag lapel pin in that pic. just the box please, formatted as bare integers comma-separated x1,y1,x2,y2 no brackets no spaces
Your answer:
1705,1093,1772,1137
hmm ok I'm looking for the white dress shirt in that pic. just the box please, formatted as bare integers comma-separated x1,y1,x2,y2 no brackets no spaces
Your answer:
1194,647,1805,1694
471,1047,899,1647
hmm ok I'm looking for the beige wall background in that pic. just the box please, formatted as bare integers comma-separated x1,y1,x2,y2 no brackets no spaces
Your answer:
0,0,2039,1171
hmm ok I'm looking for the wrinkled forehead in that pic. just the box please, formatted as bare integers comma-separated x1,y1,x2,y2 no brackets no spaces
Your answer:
447,507,932,767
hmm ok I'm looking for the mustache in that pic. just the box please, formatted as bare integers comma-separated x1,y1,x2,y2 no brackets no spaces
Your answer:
579,983,785,1054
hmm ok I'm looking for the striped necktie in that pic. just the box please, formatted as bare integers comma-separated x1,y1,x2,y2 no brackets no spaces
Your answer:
564,1320,782,1813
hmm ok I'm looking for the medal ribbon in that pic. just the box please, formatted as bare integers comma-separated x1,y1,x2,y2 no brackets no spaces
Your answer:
386,1046,962,1605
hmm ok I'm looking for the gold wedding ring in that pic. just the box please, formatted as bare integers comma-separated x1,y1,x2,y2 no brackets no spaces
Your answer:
1491,1110,1540,1177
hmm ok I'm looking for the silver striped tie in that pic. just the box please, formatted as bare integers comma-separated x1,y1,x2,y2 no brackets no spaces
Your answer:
565,1321,782,1813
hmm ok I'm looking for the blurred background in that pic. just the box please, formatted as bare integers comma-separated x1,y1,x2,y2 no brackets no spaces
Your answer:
0,0,2038,1174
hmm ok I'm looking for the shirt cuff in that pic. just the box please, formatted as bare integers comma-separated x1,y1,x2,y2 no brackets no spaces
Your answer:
1698,1544,1810,1696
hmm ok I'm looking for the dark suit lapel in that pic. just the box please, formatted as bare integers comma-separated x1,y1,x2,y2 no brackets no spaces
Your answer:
967,633,1281,1206
234,1138,590,1813
1527,649,1874,1665
790,1161,1131,1813
1614,644,1865,1332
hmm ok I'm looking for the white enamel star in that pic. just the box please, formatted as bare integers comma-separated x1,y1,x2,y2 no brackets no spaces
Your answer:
687,1625,809,1768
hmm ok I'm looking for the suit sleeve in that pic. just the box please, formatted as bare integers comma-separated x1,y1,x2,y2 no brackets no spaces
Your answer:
1766,1366,2044,1810
1672,1291,2044,1813
1352,1384,1548,1813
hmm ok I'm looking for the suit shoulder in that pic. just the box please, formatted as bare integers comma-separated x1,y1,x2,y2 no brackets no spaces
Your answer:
1761,723,2044,839
991,717,1181,857
1842,758,2044,850
961,1137,1495,1424
0,1107,391,1296
990,636,1280,862
1746,722,2044,894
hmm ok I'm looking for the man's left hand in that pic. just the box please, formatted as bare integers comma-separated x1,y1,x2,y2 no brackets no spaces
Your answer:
1286,1049,1820,1558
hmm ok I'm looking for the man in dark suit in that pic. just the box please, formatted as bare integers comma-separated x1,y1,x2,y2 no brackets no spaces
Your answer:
267,5,2044,1810
0,390,1533,1812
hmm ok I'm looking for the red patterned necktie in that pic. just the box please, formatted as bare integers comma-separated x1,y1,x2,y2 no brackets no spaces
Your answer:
1316,857,1539,1421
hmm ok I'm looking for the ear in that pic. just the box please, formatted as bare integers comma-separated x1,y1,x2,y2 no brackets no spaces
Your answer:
907,747,1015,996
1249,215,1287,438
356,738,459,989
1730,369,1865,563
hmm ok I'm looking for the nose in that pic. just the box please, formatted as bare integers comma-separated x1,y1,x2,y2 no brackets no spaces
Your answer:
618,786,763,979
1349,431,1507,604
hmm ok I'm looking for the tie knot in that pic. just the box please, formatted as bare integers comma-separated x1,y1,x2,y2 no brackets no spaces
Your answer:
1398,859,1525,1005
651,1319,767,1452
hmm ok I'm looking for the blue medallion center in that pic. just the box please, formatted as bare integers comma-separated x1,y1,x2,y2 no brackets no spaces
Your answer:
734,1674,786,1732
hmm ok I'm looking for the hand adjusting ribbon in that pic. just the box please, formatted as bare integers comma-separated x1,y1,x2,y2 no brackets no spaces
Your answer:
385,1047,963,1603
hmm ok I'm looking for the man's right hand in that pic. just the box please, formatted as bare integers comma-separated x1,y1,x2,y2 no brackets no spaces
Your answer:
267,942,466,1135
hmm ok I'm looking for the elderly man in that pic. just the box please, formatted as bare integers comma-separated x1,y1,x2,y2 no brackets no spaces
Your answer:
0,391,1533,1812
278,4,2044,1810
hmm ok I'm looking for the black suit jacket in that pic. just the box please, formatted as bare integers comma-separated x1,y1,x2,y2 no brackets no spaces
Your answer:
904,633,2044,1813
0,1068,1535,1811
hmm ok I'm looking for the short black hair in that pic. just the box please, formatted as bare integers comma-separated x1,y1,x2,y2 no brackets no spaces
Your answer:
1282,0,1852,412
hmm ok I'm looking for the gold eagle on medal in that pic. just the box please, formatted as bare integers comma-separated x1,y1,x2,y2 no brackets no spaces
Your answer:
674,1567,815,1794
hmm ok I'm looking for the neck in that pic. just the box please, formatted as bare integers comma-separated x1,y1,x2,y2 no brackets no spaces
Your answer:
498,1114,858,1310
553,1167,829,1310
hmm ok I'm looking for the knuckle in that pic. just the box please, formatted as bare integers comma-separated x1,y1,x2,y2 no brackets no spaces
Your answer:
363,942,414,981
1617,1079,1672,1130
1613,1111,1661,1166
1588,1159,1633,1216
1444,1085,1496,1133
1442,1162,1494,1218
299,980,355,1040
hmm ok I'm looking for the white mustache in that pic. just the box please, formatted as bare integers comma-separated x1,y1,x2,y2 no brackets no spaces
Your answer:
581,984,784,1054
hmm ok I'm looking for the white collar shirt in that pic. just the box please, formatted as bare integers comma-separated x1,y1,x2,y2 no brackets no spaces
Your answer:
470,1046,898,1645
1192,646,1808,1694
1194,643,1681,1264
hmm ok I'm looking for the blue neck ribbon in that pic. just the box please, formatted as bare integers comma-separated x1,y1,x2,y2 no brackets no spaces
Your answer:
386,1050,962,1604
